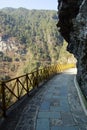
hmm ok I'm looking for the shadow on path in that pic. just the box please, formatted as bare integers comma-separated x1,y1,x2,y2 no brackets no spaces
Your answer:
0,69,87,130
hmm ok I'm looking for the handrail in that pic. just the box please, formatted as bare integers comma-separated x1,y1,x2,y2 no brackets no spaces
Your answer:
0,63,75,117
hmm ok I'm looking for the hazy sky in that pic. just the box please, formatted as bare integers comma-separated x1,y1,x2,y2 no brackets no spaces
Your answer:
0,0,58,10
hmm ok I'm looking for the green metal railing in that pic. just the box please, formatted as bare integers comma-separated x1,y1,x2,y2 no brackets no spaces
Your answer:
0,63,75,117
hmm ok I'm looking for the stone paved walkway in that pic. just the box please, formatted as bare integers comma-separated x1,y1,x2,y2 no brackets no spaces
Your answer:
0,69,87,130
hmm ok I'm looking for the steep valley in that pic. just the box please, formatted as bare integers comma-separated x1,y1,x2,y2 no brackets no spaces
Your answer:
0,8,74,80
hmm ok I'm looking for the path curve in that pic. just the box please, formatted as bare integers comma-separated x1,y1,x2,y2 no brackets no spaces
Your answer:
1,69,87,130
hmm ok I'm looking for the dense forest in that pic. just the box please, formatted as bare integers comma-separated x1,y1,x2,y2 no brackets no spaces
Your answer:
0,8,74,80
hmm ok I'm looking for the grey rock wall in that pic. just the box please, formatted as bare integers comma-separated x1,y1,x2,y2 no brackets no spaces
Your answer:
57,0,87,98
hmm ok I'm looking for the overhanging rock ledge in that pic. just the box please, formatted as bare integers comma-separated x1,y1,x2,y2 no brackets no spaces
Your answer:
57,0,87,98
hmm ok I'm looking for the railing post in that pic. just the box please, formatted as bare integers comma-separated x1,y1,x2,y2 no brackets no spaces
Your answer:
47,67,49,79
26,74,29,95
1,82,6,117
36,68,39,88
44,68,47,80
17,78,20,100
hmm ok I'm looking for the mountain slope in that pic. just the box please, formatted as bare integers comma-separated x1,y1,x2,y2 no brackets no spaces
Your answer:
0,8,63,79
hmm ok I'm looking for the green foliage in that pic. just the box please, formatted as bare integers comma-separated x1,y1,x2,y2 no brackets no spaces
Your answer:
0,8,63,77
58,40,76,64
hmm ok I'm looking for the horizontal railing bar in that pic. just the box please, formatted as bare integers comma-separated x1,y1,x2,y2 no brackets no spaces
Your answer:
0,63,75,117
0,69,43,84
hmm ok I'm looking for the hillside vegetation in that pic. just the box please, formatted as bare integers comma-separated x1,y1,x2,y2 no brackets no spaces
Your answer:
58,40,76,64
0,8,74,80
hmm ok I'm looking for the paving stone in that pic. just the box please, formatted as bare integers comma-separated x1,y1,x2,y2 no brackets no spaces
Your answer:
61,112,75,126
52,95,61,99
39,101,50,111
38,112,61,119
51,126,59,130
60,102,70,111
52,126,79,130
36,119,49,130
44,94,52,99
50,105,70,112
50,106,62,112
50,99,60,107
52,91,60,96
15,119,35,130
61,99,69,104
73,113,87,124
78,125,87,130
50,118,63,126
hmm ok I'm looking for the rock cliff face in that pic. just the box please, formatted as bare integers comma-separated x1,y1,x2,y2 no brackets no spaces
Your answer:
57,0,87,98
